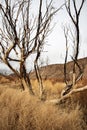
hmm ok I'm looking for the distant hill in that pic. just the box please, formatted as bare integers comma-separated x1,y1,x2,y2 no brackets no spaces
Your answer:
30,57,87,82
0,57,87,84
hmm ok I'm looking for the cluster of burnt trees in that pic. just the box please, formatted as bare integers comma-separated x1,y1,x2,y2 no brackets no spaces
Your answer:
0,0,86,100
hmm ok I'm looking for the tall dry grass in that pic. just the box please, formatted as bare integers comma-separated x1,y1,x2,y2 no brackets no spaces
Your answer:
0,86,87,130
31,79,65,99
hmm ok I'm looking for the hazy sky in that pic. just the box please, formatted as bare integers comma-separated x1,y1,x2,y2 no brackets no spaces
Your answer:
0,0,87,72
42,0,87,64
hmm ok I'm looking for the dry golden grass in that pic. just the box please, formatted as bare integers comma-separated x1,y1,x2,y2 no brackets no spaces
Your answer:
0,85,87,130
31,79,65,99
0,57,87,129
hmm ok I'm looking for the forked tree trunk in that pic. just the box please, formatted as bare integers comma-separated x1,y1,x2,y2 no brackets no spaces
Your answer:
26,76,35,95
34,61,45,100
21,78,29,91
20,62,34,95
21,77,34,95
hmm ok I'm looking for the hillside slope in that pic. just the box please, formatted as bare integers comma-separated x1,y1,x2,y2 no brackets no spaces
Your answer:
0,57,87,83
30,57,87,82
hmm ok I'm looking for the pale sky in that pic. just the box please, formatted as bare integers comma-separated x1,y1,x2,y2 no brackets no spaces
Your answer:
0,0,87,73
42,0,87,64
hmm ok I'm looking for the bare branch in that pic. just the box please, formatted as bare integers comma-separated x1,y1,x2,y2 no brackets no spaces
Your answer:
65,0,76,25
78,0,85,16
72,0,78,16
47,85,87,105
7,57,21,62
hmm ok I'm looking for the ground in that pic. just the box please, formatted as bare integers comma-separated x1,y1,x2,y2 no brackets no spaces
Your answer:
0,57,87,130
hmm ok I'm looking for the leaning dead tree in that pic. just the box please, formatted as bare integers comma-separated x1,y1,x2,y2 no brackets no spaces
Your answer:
0,0,63,97
47,84,87,105
47,0,87,104
66,0,85,86
61,0,86,96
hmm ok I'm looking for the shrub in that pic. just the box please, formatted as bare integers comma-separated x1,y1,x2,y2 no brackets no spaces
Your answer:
0,87,86,130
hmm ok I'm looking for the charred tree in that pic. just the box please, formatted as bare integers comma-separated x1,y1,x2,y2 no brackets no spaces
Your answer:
0,0,63,96
65,0,85,87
